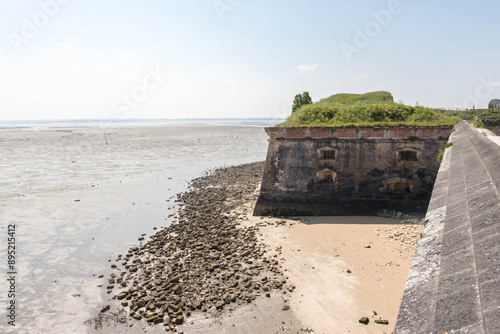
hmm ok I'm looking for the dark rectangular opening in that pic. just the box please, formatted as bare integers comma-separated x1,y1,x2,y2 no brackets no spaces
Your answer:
323,150,336,159
399,151,417,161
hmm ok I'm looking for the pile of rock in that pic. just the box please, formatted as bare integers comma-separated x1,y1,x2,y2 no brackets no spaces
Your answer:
106,162,288,331
385,224,421,246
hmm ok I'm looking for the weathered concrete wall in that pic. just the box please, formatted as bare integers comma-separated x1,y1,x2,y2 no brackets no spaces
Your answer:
395,121,500,333
254,126,452,216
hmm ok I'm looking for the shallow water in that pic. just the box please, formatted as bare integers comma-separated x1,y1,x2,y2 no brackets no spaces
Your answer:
0,121,272,333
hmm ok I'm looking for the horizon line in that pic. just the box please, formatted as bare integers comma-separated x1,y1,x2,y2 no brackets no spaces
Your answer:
0,117,286,123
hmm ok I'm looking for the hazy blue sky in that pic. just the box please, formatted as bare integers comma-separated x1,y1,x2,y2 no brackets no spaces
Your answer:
1,0,500,120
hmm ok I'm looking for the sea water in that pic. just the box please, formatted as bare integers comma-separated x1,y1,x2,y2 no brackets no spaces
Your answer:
0,120,275,333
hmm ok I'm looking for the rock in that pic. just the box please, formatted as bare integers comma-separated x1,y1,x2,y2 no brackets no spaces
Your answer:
359,317,369,325
169,303,180,313
146,315,158,323
375,319,389,325
175,315,184,325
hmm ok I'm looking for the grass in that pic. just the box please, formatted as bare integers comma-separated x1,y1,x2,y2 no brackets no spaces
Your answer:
279,91,460,127
437,142,453,162
315,91,394,106
467,119,483,128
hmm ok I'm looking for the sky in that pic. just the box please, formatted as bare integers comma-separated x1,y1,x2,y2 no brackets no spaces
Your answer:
1,0,500,120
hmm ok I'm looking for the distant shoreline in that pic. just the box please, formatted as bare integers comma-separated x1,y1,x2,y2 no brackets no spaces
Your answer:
0,119,285,130
0,118,285,124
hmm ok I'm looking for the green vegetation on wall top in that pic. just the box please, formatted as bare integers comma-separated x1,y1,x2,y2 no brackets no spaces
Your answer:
279,91,460,127
440,108,500,127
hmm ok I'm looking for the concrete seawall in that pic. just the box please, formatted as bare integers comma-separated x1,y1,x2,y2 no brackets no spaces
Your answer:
395,121,500,333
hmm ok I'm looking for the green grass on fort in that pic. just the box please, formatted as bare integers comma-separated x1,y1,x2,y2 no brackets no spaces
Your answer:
279,91,462,127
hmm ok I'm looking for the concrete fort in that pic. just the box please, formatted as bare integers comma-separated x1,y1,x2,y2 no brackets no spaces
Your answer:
253,126,453,216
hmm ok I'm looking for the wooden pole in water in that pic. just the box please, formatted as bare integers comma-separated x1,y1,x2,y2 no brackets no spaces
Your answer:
103,128,108,145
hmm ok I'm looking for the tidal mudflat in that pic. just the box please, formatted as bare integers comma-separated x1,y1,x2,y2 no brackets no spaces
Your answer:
0,122,271,334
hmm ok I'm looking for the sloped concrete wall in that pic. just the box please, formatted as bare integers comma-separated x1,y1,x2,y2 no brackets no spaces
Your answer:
395,121,500,333
254,127,452,216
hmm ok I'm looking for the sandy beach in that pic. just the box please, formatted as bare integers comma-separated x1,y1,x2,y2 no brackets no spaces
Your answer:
238,201,423,333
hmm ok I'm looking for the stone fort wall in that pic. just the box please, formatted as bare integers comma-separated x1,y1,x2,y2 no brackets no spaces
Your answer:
254,126,453,216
